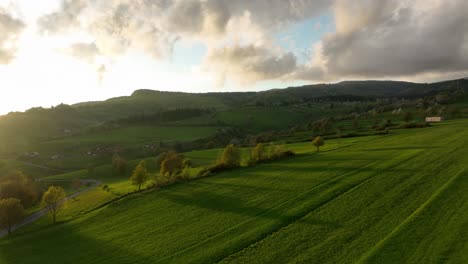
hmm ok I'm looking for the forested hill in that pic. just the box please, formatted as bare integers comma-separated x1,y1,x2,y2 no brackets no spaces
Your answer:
0,78,466,152
72,78,468,116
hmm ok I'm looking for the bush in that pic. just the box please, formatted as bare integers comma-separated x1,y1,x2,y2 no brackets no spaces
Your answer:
399,122,431,129
183,158,192,168
197,163,236,177
175,166,191,182
374,129,389,135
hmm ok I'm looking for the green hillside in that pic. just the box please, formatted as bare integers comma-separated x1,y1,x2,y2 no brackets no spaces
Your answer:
1,120,466,263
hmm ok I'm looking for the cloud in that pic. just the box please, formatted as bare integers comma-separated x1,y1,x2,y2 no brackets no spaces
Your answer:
63,42,100,62
301,0,468,81
37,0,87,35
34,0,468,85
36,0,331,60
0,7,25,64
204,44,297,85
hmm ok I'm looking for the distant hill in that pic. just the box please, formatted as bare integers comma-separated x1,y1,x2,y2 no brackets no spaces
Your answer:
0,78,466,156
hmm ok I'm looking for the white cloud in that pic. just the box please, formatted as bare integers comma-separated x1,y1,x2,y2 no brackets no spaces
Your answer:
204,44,297,85
14,0,468,85
0,7,25,64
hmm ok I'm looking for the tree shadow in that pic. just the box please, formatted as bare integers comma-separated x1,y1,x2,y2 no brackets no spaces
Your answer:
0,224,152,264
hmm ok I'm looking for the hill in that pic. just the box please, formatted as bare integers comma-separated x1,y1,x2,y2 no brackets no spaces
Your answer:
0,78,466,174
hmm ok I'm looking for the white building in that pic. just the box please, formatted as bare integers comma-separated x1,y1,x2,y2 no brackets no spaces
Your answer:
425,116,444,122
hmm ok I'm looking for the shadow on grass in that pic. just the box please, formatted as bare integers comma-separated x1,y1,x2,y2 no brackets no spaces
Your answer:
0,224,151,264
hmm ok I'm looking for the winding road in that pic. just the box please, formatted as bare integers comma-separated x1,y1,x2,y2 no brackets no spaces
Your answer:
0,179,101,238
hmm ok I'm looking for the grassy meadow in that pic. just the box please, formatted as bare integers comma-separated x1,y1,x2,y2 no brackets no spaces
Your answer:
0,120,466,263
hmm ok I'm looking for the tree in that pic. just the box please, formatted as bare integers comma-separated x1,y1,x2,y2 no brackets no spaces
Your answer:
160,152,184,177
0,171,38,209
251,143,267,162
312,136,324,152
112,153,127,175
42,186,66,224
220,144,241,168
0,198,24,235
155,152,169,167
130,161,149,191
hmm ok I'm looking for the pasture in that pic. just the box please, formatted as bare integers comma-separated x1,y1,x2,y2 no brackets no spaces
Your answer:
0,120,466,263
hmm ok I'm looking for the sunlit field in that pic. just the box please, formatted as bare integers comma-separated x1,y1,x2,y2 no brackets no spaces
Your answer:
1,120,466,263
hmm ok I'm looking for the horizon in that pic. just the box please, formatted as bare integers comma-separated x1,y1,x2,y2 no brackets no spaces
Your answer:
2,76,466,116
1,0,468,114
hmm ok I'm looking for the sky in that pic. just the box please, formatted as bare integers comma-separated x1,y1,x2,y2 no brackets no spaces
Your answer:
1,0,468,114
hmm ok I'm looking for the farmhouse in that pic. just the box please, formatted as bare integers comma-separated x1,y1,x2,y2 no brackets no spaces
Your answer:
425,116,444,122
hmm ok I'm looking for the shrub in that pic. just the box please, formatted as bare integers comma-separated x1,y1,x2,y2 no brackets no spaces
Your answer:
175,166,191,182
400,122,431,129
183,158,192,168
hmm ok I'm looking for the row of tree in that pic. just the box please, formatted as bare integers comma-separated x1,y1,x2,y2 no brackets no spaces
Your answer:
129,151,192,191
127,134,327,192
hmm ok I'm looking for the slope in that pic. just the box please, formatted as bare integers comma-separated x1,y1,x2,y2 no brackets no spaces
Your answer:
0,121,466,264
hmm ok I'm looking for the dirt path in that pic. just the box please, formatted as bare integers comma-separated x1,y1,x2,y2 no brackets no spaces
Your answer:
0,179,101,238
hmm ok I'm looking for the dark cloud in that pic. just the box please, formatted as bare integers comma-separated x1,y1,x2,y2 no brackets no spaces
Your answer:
0,8,25,64
167,0,204,33
312,0,468,80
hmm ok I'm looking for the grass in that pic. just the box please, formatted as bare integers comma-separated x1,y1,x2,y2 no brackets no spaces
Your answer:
0,120,466,263
25,126,218,170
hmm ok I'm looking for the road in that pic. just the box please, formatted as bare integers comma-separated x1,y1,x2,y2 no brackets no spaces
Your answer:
0,179,101,238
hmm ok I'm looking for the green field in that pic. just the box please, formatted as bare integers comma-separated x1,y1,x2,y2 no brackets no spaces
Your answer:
0,121,467,263
20,126,219,171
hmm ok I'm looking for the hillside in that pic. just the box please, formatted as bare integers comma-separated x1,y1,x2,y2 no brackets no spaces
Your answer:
1,120,466,263
0,78,466,175
2,79,466,138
